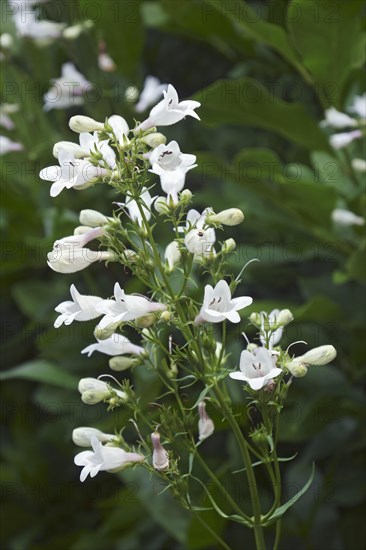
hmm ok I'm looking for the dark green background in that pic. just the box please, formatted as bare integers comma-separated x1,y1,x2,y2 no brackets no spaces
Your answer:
1,1,365,548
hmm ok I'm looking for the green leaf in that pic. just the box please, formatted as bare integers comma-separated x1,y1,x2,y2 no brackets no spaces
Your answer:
0,360,78,389
287,0,366,106
145,0,255,58
205,0,305,74
194,78,330,150
79,0,144,80
263,463,315,525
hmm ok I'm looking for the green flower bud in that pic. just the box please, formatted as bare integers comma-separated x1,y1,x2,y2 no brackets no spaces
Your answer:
222,238,236,252
69,115,104,133
207,208,244,226
109,356,137,372
140,133,167,148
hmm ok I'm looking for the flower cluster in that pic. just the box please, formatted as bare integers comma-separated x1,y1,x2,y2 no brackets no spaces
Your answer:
41,83,336,512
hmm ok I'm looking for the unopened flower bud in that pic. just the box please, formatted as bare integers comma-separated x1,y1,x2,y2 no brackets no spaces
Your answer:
198,401,215,441
53,141,88,159
94,322,121,340
160,310,171,322
0,33,14,49
164,241,181,272
74,225,93,235
79,209,110,227
125,85,139,103
72,427,116,447
249,312,261,326
222,238,236,252
295,345,337,366
207,208,244,226
109,356,137,371
135,313,156,328
140,133,167,148
180,189,193,204
154,196,168,214
79,378,110,404
247,343,258,353
287,362,308,377
276,309,294,326
352,158,366,173
151,432,169,471
69,115,104,133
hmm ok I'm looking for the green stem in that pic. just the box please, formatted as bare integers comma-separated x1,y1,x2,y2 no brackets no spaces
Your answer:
194,513,232,550
214,386,266,550
194,449,250,520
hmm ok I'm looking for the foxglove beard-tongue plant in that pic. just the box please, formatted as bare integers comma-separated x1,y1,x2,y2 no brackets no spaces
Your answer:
42,84,338,549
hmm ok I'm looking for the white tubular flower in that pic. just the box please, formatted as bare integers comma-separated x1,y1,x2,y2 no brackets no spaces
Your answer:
74,435,144,482
151,432,169,471
117,187,155,226
198,402,215,441
136,84,201,130
149,140,197,204
352,158,366,172
183,208,216,256
207,208,244,226
320,107,357,129
40,149,108,197
164,241,181,272
47,227,111,274
349,93,366,119
107,115,130,147
79,209,111,227
291,345,337,366
332,208,364,226
81,333,144,357
95,282,166,330
195,280,252,325
54,284,102,328
43,63,92,112
0,135,23,155
72,427,116,447
329,130,362,149
229,348,282,390
259,309,283,349
69,115,104,133
135,76,167,113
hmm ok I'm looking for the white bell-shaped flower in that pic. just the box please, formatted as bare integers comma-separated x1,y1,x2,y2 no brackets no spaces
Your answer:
135,76,167,113
81,333,144,357
195,280,252,325
149,140,196,204
74,435,144,481
95,283,166,330
136,84,200,130
229,347,282,390
54,284,102,327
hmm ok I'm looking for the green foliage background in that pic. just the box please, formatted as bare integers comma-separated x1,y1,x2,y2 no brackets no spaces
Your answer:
1,1,365,548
